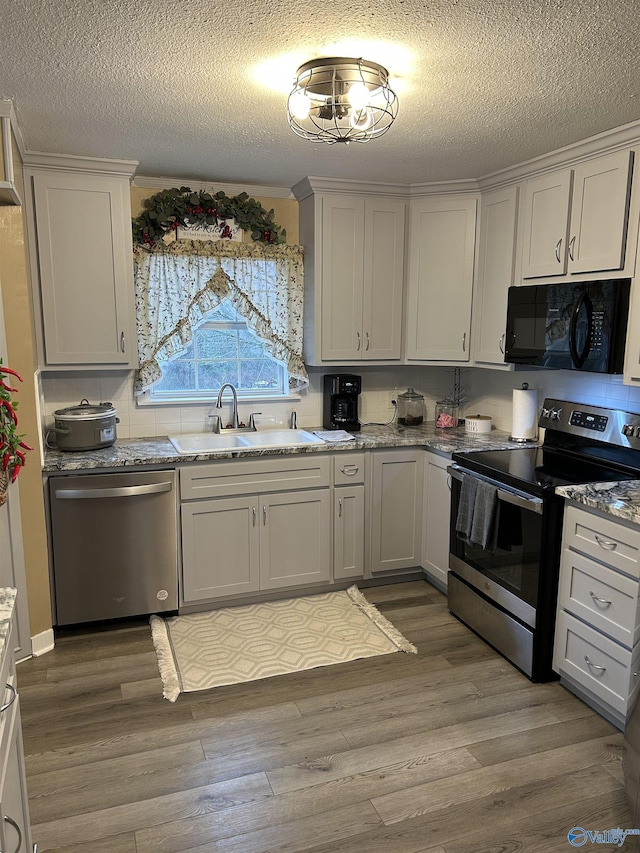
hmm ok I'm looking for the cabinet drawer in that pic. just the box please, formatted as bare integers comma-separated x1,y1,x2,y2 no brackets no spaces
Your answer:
554,611,640,715
334,452,366,485
564,504,640,578
558,548,640,647
180,455,331,500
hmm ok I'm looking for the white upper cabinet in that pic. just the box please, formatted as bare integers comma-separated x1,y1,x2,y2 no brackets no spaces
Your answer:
405,195,477,362
521,150,634,280
26,165,136,367
296,184,405,365
472,185,519,367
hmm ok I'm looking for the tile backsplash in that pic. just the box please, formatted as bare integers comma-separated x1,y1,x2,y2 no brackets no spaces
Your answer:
39,364,640,445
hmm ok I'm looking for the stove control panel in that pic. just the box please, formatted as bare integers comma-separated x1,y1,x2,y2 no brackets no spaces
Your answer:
569,410,608,432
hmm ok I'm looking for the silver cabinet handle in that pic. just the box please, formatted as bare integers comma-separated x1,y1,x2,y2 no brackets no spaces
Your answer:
555,239,562,263
595,534,618,551
252,506,256,527
356,332,361,352
568,235,576,261
4,814,22,853
120,331,126,353
499,333,505,354
55,482,173,500
462,332,466,352
365,331,370,351
340,465,359,476
263,505,267,525
589,591,612,608
338,497,343,517
584,655,606,674
0,683,16,714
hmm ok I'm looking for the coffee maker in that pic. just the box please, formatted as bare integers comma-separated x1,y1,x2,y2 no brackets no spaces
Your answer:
323,374,361,431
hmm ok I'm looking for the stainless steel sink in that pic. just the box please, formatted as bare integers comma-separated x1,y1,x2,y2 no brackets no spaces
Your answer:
169,429,324,454
241,429,324,448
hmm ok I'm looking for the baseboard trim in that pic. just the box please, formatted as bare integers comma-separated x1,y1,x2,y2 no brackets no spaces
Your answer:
31,628,55,657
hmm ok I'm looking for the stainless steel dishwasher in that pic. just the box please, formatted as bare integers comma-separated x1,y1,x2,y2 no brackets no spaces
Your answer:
49,469,178,626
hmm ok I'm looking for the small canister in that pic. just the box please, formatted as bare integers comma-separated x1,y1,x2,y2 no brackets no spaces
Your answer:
435,399,459,429
397,388,425,426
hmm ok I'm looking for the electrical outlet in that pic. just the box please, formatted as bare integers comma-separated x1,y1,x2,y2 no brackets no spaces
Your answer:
387,390,398,410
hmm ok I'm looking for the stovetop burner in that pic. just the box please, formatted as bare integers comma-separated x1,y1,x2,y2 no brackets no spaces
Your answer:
452,397,640,497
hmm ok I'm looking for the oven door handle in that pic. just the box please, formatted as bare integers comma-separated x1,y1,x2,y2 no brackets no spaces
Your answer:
448,466,544,515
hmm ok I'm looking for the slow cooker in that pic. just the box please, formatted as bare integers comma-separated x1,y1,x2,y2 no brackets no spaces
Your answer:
49,399,118,451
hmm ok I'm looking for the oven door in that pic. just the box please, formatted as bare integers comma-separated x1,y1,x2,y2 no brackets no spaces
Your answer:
448,465,544,628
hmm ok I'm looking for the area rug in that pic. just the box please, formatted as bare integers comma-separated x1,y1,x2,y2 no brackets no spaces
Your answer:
150,585,417,701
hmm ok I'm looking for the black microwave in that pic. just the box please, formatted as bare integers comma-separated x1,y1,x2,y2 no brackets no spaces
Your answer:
504,279,631,373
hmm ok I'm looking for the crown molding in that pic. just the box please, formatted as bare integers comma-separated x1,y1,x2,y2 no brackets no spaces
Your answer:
133,174,294,199
292,175,409,201
22,151,138,177
409,178,479,197
478,117,640,190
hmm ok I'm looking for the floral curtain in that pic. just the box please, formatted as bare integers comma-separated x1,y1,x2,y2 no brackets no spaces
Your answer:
133,240,307,394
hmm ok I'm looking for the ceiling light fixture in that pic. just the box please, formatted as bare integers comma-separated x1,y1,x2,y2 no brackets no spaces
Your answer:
287,57,398,145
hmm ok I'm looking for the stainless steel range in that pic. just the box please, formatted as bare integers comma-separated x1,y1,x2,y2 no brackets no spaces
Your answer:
448,398,640,682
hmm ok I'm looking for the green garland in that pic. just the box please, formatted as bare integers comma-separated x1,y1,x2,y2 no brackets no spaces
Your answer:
132,187,287,247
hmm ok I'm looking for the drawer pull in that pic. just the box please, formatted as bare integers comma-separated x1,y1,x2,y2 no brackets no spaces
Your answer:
584,655,606,674
4,814,22,853
594,534,618,551
589,591,612,608
0,683,16,714
340,465,359,476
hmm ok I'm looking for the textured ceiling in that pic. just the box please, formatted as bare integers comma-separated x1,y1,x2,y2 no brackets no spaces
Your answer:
2,0,640,189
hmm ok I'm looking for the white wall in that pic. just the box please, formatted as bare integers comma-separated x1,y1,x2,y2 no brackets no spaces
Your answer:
40,364,640,441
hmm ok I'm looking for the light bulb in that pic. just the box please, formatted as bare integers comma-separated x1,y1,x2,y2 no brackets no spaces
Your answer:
289,90,311,120
347,82,370,111
350,108,373,131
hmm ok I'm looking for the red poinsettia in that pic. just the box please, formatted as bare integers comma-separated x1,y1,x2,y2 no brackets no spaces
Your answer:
0,360,33,483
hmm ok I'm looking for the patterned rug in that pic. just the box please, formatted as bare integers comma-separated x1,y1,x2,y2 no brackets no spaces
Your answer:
150,585,417,701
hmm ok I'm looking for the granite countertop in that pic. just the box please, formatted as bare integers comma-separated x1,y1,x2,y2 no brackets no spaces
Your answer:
42,423,534,472
0,588,17,666
556,481,640,526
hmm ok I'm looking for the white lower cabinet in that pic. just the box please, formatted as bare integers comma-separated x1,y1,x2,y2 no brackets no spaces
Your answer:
334,486,365,580
0,613,32,853
259,490,331,590
370,449,423,574
554,503,640,728
422,451,452,590
179,455,334,605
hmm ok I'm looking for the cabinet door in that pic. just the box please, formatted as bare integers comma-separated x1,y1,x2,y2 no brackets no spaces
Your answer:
370,450,423,573
568,150,633,274
521,169,572,278
334,485,365,580
260,489,331,589
362,198,405,360
0,699,32,853
422,452,452,589
405,196,476,361
321,195,365,360
473,185,519,366
32,170,135,365
181,496,260,601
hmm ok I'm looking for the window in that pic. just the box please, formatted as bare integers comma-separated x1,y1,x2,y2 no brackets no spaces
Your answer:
149,300,288,401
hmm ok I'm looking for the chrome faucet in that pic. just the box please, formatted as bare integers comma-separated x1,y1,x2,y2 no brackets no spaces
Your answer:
216,383,240,429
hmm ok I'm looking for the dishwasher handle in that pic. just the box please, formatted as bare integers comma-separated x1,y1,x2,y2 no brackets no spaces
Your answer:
54,481,173,500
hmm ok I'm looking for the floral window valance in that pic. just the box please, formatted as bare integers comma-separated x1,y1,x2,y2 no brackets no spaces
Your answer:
133,240,308,395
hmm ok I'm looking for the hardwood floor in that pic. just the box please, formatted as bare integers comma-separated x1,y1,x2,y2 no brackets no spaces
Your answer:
16,580,634,852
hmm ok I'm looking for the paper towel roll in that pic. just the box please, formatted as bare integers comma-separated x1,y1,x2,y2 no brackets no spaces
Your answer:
510,385,538,441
